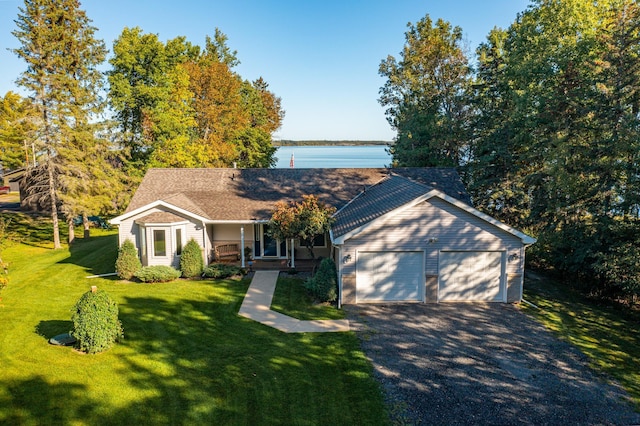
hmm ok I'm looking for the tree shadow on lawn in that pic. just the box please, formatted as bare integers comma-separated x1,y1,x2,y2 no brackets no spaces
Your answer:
1,377,95,425
0,212,78,248
109,287,383,424
57,233,118,276
35,319,73,340
3,281,384,424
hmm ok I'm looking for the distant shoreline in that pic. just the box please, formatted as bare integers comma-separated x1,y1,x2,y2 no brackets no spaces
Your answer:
273,140,391,147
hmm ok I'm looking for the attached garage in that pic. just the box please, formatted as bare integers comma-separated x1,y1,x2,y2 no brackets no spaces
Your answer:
438,251,504,302
331,173,537,305
356,251,423,302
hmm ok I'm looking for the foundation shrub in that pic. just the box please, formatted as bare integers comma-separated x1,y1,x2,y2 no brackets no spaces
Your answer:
305,258,337,302
180,239,204,278
115,239,142,280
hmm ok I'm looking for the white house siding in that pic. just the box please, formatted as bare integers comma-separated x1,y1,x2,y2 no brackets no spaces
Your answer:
209,224,254,261
339,198,526,303
118,207,206,268
213,223,247,241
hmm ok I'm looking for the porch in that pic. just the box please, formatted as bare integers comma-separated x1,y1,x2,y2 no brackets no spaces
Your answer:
214,258,320,273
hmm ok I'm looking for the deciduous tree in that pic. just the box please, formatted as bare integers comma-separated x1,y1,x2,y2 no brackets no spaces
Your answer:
0,92,36,171
108,27,198,168
379,15,473,167
469,0,640,296
108,27,283,171
268,195,336,259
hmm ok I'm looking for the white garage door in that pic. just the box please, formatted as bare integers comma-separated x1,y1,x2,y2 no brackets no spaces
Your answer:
439,251,504,301
357,251,423,302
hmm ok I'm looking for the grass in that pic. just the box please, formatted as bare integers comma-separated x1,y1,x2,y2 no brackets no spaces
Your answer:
271,277,343,321
0,220,387,425
522,271,640,409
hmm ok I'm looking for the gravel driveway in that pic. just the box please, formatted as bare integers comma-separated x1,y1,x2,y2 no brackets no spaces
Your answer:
345,303,640,425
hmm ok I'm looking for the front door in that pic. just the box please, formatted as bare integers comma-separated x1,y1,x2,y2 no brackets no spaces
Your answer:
258,224,287,258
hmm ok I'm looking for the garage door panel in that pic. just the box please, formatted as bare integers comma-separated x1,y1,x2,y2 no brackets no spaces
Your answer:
439,251,503,301
357,252,423,302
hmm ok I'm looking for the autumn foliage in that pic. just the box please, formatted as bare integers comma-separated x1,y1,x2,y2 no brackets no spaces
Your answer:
108,28,283,171
269,195,336,258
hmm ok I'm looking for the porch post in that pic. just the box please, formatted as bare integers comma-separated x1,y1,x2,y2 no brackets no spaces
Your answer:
240,225,246,268
290,238,295,268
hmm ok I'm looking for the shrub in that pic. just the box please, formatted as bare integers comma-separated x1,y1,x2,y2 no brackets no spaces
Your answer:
305,258,337,302
202,263,244,279
71,288,123,354
115,239,142,280
180,239,204,278
135,265,181,283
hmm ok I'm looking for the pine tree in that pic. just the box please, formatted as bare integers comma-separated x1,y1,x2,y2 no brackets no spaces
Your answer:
12,0,107,247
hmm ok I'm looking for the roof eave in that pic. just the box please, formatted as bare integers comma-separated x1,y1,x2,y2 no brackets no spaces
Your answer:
109,200,209,225
332,189,536,245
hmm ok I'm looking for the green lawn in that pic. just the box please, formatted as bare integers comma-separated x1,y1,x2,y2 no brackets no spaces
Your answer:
271,277,344,321
0,225,387,425
522,271,640,410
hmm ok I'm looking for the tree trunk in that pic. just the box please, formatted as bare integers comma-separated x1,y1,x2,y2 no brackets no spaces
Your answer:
47,159,61,249
83,213,90,239
68,218,75,245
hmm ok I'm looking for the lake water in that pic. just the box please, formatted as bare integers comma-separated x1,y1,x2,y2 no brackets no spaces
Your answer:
274,145,391,168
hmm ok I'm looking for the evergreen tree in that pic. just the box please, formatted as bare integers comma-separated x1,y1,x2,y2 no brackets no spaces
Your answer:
465,28,533,227
12,0,107,247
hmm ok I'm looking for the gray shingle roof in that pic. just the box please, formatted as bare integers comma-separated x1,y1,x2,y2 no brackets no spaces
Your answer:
126,168,470,222
135,211,188,224
332,174,435,238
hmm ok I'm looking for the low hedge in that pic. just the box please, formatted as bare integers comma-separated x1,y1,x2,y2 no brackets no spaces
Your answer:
202,263,244,279
135,265,181,283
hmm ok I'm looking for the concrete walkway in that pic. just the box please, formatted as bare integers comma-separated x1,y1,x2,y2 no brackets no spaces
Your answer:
238,271,350,333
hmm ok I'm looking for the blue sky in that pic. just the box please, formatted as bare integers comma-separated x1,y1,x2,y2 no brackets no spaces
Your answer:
0,0,531,141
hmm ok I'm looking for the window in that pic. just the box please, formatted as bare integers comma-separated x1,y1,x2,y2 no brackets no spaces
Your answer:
153,229,166,257
176,228,183,256
302,233,326,248
139,226,146,258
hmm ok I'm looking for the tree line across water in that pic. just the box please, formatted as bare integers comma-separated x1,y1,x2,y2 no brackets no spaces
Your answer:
273,140,389,146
